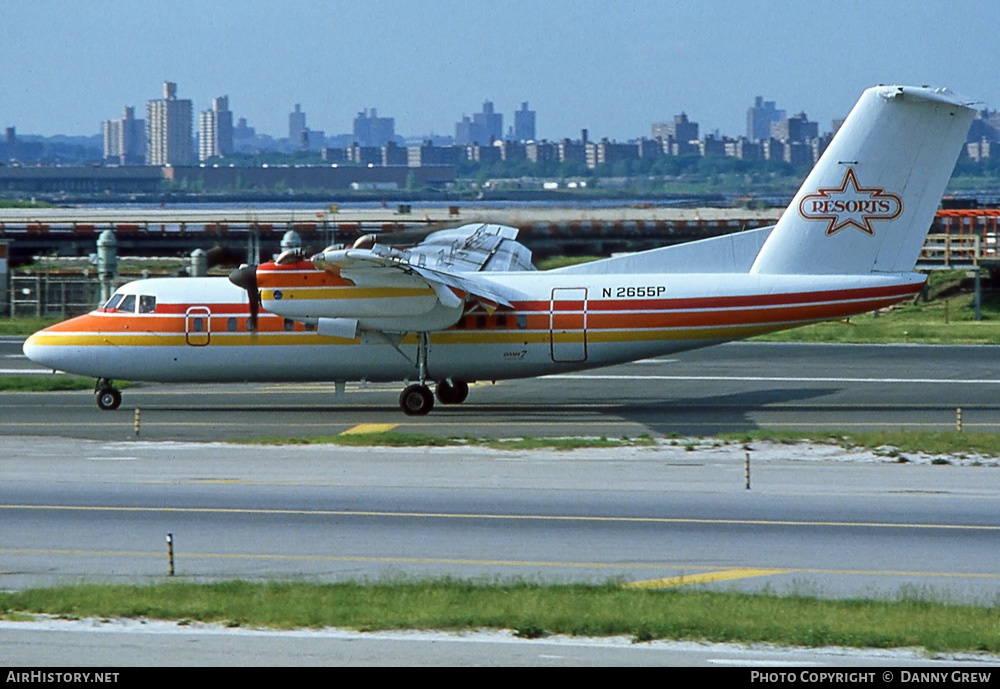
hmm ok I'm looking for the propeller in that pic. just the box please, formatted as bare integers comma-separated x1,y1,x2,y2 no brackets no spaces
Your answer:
228,264,260,332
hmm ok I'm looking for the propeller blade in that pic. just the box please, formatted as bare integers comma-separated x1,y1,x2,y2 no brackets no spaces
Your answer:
228,264,260,331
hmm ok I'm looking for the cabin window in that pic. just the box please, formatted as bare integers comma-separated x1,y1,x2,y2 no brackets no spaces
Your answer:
192,317,205,332
227,317,238,332
103,294,123,311
138,295,156,314
118,294,137,313
497,314,508,329
304,322,316,332
284,318,295,332
475,315,487,330
517,314,527,330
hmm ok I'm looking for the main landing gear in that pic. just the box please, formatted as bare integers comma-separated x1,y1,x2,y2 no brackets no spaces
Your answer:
395,332,470,415
397,380,470,416
95,378,122,411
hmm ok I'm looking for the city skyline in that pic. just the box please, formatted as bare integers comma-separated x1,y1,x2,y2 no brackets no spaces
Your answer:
2,1,997,141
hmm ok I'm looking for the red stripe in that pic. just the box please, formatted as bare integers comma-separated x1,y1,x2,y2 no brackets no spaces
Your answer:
513,282,920,312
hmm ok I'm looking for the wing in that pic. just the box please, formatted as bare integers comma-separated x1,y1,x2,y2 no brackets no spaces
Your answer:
311,223,533,309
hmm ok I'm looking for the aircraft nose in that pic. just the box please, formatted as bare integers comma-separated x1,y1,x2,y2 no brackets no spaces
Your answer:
23,330,54,369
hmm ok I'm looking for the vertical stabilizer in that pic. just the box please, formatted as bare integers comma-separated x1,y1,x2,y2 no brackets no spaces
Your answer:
750,86,975,275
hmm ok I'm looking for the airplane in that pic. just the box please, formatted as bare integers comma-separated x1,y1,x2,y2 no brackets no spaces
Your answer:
23,85,976,416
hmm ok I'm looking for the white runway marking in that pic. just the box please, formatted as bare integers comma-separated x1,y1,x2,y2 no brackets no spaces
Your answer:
544,374,1000,385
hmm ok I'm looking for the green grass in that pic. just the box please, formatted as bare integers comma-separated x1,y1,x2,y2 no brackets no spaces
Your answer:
0,374,98,392
0,317,63,336
235,429,1000,458
236,432,656,451
2,580,998,652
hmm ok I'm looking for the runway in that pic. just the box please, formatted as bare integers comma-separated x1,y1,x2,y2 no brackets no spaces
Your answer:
4,339,1000,664
4,340,1000,439
3,436,999,604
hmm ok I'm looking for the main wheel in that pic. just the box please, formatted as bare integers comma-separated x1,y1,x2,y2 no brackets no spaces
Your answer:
436,380,469,405
399,384,434,416
96,387,122,411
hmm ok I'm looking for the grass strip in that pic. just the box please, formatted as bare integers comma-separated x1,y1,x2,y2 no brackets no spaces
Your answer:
2,580,998,651
234,432,655,451
0,375,99,392
719,429,1000,459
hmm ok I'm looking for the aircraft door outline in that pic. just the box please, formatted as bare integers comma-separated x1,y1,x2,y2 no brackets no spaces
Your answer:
185,306,212,346
549,287,587,362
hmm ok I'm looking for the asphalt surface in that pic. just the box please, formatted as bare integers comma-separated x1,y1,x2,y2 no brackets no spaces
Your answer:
4,338,1000,439
4,338,1000,666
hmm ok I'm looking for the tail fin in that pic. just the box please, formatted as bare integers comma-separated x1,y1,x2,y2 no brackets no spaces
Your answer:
750,85,975,275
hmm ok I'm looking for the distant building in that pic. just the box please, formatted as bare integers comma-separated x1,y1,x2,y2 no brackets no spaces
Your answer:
513,102,536,142
968,109,1000,144
771,112,818,143
652,113,699,155
466,142,501,163
455,100,503,145
746,97,785,142
198,96,233,161
497,140,527,161
558,138,586,164
146,82,193,165
408,141,462,167
346,143,381,166
103,106,146,165
526,140,557,163
289,104,306,147
353,109,395,148
382,140,408,166
588,139,638,169
232,117,257,153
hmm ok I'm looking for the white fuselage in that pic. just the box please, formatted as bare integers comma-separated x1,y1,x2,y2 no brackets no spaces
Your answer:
23,270,924,385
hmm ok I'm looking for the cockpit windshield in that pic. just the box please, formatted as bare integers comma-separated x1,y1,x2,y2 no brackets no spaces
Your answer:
102,293,156,313
118,294,136,312
102,294,123,311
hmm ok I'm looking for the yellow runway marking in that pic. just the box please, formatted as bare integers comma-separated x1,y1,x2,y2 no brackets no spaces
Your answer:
3,504,998,531
340,423,399,435
625,568,789,589
3,549,1000,582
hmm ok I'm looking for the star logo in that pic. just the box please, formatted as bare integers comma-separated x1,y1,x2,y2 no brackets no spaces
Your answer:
798,168,902,236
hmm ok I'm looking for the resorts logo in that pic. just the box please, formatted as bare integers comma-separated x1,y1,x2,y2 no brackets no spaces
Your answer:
798,168,902,236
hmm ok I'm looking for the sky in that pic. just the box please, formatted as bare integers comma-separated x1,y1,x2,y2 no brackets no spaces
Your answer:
1,0,997,141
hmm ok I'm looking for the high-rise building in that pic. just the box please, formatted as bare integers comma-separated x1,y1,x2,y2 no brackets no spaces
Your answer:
353,108,395,147
289,104,306,148
103,106,146,165
771,112,818,143
747,96,785,142
513,102,536,142
651,113,699,142
455,100,503,145
198,96,234,161
146,82,193,165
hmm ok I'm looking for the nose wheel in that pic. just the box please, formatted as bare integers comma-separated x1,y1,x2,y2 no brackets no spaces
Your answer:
95,379,122,411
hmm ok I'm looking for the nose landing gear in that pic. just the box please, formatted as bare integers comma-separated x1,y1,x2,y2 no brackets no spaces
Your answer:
95,379,122,411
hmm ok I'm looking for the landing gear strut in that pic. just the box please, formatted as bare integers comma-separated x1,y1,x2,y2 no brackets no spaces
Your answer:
95,378,122,411
398,333,435,416
396,334,471,415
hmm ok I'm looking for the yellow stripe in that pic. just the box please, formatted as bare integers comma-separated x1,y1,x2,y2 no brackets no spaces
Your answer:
625,568,789,589
262,287,432,301
340,423,398,435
